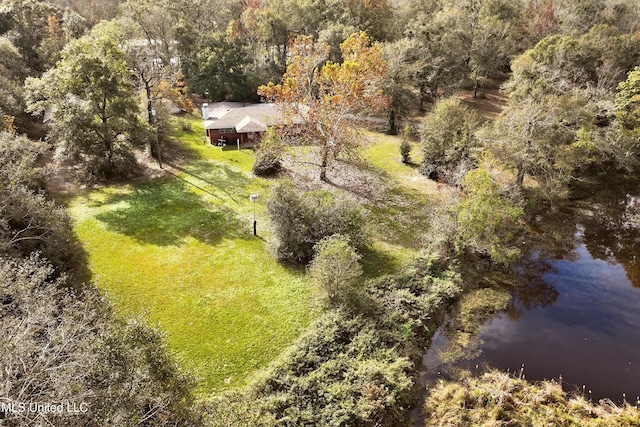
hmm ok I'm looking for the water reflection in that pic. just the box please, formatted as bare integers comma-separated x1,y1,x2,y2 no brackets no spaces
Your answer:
577,193,640,288
421,181,640,404
509,256,559,314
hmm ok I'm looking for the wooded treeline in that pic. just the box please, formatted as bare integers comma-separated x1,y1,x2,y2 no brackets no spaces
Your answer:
2,0,639,186
0,130,201,426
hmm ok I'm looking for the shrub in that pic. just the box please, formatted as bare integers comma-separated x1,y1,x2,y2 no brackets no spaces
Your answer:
252,127,283,177
252,149,282,176
419,97,480,184
266,182,368,262
367,256,463,355
203,394,277,427
180,119,192,132
456,168,524,264
0,131,47,188
400,124,412,164
309,234,362,303
249,311,415,427
0,185,77,272
424,370,640,426
0,132,80,273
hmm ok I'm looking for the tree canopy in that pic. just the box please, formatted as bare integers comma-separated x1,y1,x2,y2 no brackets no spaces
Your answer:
25,27,150,178
259,31,389,181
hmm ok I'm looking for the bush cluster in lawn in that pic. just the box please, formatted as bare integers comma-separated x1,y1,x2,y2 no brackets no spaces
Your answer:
253,148,283,177
253,127,283,177
400,124,412,164
308,234,363,303
206,256,462,426
266,181,368,262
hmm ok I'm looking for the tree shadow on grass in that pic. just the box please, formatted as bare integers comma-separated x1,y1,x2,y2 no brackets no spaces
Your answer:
360,245,404,278
93,177,248,246
165,159,252,204
365,187,434,250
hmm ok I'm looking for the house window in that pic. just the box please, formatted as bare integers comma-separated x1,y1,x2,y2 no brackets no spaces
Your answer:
220,128,234,134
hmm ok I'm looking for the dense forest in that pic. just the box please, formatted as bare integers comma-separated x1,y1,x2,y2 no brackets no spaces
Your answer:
1,0,640,425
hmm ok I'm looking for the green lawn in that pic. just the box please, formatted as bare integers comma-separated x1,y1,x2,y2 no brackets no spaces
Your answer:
359,130,440,265
68,117,315,395
67,117,439,396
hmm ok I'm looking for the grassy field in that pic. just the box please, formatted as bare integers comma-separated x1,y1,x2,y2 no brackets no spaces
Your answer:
66,116,440,395
359,130,442,271
68,118,315,394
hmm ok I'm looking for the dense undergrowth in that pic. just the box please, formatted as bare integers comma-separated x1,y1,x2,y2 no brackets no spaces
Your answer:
424,370,640,426
204,256,462,426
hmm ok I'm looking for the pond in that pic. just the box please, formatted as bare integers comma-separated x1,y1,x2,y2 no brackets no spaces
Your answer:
416,181,640,421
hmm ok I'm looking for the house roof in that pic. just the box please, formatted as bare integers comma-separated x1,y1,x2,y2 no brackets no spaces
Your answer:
204,103,304,132
236,116,268,133
208,102,244,120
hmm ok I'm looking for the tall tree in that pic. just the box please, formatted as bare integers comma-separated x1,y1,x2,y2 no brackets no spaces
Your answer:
382,37,421,133
485,91,588,198
467,13,513,97
0,0,59,73
105,14,188,162
25,29,149,178
258,31,389,181
507,27,640,100
119,0,180,115
419,96,481,184
46,0,123,26
406,7,467,107
185,31,256,101
553,0,640,35
343,0,396,41
407,0,519,103
0,38,26,133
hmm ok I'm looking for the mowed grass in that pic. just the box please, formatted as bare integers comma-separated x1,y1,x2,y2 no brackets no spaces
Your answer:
68,117,315,395
359,130,441,267
67,116,442,395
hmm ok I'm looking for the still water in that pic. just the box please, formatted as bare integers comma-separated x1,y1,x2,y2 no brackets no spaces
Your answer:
420,183,640,404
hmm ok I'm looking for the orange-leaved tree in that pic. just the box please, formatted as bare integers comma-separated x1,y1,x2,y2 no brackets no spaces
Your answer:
258,31,389,182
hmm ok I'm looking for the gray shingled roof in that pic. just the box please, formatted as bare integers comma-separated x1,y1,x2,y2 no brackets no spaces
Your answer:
205,104,279,130
236,116,268,133
204,103,305,132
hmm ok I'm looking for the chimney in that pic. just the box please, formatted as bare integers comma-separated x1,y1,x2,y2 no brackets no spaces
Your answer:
202,103,209,120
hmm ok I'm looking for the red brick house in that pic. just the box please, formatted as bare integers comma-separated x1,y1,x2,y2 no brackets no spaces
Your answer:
203,103,302,147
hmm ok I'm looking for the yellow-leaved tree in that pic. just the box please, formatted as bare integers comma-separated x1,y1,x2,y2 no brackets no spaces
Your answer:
258,31,389,182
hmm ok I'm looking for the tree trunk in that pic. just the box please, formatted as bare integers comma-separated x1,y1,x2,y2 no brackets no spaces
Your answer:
319,148,329,182
146,81,160,160
473,78,479,98
99,95,114,170
155,133,162,169
146,84,153,124
516,165,525,187
388,109,397,135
